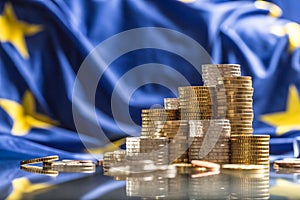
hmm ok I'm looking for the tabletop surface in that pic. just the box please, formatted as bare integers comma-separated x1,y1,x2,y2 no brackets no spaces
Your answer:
1,160,300,200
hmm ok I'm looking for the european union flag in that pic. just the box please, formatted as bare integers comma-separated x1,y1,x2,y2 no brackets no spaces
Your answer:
1,0,300,159
1,1,300,197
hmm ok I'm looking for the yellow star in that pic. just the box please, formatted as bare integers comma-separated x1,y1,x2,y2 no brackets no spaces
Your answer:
85,137,126,154
261,85,300,136
6,177,52,200
0,91,58,136
270,178,300,199
255,1,282,18
270,22,300,52
0,3,42,58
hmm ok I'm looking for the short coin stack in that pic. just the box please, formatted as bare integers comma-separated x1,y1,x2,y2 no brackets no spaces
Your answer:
230,135,270,166
216,76,254,136
141,109,178,137
188,119,231,164
179,86,217,120
273,159,300,173
202,64,241,86
126,137,169,165
154,120,189,163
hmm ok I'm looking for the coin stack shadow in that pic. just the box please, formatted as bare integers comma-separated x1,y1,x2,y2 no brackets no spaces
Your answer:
230,135,270,167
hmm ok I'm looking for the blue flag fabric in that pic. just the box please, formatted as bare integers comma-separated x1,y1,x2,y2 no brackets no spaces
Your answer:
0,0,300,160
1,0,300,199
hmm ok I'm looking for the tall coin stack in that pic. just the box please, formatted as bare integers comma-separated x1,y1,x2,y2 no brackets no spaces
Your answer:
217,76,254,136
202,64,241,86
154,120,189,163
179,86,217,120
230,135,270,167
188,119,231,164
141,108,178,137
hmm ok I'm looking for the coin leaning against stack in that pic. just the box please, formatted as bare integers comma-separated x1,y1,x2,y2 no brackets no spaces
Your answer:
179,86,217,120
230,135,270,166
216,76,254,136
202,64,241,86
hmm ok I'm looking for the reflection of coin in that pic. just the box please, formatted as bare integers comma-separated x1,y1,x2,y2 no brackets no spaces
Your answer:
20,165,59,176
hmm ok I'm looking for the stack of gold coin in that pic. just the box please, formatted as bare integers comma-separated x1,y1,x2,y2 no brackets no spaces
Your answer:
154,120,189,163
114,150,127,165
126,137,169,165
140,137,169,165
189,173,230,199
202,64,241,86
141,108,178,137
217,76,254,136
164,98,180,110
230,135,270,166
126,137,142,159
226,164,270,199
179,86,217,120
103,151,115,171
273,159,300,171
188,120,231,164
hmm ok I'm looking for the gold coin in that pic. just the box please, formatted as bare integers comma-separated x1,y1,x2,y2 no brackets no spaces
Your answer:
20,155,59,165
219,76,252,80
230,135,270,139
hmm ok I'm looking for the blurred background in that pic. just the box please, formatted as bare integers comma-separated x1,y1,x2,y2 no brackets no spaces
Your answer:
0,0,300,198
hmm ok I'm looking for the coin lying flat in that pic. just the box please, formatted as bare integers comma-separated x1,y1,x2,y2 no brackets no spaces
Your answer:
20,165,59,176
191,160,220,171
20,155,59,165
